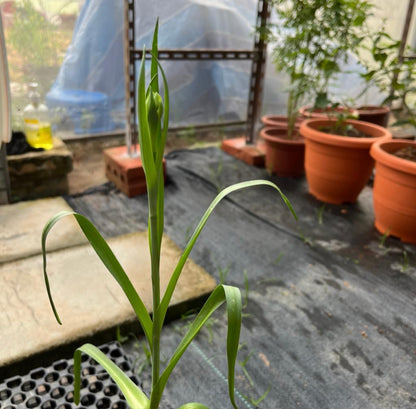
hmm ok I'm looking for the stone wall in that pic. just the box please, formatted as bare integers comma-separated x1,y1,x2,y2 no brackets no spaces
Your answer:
7,138,73,202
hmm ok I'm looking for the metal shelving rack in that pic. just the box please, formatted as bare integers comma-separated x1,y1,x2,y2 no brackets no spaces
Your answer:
123,0,270,155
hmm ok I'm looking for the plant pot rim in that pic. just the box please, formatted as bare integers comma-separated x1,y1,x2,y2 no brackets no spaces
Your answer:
261,114,304,126
260,127,304,145
300,118,391,148
370,139,416,175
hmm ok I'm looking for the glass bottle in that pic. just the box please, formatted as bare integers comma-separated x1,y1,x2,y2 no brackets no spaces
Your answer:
23,82,53,150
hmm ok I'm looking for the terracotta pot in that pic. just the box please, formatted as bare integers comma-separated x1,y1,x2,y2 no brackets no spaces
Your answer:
261,115,304,128
299,106,358,119
300,118,391,204
370,139,416,243
260,127,305,177
357,105,390,127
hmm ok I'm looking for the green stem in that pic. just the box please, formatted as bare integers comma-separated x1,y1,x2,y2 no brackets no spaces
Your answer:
149,190,161,408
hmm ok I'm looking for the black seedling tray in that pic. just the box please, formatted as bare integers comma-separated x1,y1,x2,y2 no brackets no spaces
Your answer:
0,342,139,409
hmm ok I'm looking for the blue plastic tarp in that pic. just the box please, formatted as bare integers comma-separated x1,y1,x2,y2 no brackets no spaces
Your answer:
47,0,382,134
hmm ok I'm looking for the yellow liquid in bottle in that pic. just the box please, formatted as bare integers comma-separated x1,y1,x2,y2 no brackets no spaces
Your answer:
25,121,53,150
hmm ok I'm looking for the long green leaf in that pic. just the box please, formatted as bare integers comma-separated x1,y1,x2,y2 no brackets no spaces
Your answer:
41,211,153,349
151,285,241,409
137,48,156,188
150,18,159,94
157,180,297,330
177,404,210,409
73,343,149,409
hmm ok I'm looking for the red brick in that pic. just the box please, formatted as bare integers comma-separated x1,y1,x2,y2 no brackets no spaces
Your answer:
221,137,265,167
103,145,166,197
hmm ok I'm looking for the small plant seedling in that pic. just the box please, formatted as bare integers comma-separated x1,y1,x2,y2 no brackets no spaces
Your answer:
242,270,249,310
135,340,153,376
242,385,271,409
116,326,130,344
317,204,326,225
379,228,391,248
298,228,314,247
218,265,230,284
273,252,284,264
238,349,255,387
41,21,297,409
401,251,409,273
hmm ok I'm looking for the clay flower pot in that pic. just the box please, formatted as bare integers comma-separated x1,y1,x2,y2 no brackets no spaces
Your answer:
357,105,390,127
370,139,416,243
261,115,304,128
260,127,305,177
300,118,391,204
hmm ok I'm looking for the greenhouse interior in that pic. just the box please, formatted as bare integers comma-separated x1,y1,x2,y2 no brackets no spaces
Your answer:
0,1,416,408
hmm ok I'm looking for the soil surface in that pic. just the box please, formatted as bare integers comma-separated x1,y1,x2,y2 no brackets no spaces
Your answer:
319,125,372,138
394,146,416,163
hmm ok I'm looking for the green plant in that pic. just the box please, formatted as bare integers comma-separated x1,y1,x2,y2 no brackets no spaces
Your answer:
317,204,326,225
243,386,271,408
378,228,391,248
266,0,373,130
41,21,296,409
359,29,416,127
401,250,410,273
8,0,59,70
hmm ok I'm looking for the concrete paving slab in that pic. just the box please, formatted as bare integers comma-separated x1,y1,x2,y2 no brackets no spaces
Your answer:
0,231,216,369
0,197,86,264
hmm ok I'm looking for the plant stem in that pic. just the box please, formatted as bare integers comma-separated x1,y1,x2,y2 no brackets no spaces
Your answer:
149,189,161,408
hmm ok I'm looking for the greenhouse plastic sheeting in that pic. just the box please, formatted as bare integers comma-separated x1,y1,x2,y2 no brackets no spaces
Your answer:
48,0,382,133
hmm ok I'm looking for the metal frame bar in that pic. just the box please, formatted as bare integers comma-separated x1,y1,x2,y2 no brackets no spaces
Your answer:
246,0,270,144
124,0,270,150
131,49,257,60
389,0,415,101
124,0,136,155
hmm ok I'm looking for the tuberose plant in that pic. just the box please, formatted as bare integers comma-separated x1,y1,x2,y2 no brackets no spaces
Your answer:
41,21,296,409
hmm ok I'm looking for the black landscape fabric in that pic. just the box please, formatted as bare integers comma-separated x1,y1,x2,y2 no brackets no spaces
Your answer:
65,147,416,409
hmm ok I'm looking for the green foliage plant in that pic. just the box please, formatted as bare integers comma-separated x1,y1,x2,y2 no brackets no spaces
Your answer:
358,29,416,127
267,0,373,130
41,21,296,409
8,0,59,70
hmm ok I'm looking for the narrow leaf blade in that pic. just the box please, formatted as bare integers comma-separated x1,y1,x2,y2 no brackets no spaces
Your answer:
152,285,241,409
137,49,156,187
157,180,296,328
73,344,149,409
41,211,153,348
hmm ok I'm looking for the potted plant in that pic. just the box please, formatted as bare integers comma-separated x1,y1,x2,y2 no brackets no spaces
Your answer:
282,0,372,119
260,0,318,176
260,0,372,177
370,138,416,243
357,29,416,130
260,74,310,176
300,116,391,204
40,22,297,409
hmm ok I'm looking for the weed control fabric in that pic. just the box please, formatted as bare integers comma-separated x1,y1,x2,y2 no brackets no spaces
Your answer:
61,147,416,409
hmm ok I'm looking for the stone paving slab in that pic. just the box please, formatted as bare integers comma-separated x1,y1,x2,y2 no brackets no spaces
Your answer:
0,197,86,264
0,231,216,369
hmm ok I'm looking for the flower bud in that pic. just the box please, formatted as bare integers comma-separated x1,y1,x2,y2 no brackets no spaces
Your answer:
146,91,163,125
